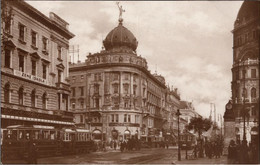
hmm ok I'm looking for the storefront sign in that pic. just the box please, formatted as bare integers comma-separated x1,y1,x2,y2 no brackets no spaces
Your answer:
14,70,47,85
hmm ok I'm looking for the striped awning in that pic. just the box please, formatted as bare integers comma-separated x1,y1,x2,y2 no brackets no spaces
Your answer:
1,114,74,125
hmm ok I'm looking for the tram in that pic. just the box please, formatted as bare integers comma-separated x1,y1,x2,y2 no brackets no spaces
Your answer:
1,125,96,161
179,132,196,150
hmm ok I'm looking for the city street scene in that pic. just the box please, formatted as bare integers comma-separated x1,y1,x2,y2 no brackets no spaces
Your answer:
1,0,259,164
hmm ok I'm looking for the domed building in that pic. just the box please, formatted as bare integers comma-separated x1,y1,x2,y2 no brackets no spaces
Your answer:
69,16,182,144
224,1,259,151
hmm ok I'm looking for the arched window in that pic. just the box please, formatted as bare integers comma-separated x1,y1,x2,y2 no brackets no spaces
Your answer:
251,88,256,98
4,83,10,103
31,89,36,107
18,87,24,105
42,93,47,109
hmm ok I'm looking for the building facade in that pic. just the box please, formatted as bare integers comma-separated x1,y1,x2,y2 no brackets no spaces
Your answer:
69,17,184,144
1,0,75,128
225,1,259,144
179,101,201,125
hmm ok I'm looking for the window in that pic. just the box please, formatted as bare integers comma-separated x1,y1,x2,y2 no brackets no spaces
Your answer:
133,75,137,82
19,24,25,41
58,46,61,59
42,63,47,79
251,107,256,116
80,87,84,96
251,69,256,78
113,84,119,94
94,73,102,81
251,88,256,98
143,88,146,96
4,17,11,34
124,73,129,80
80,115,83,123
71,87,75,97
31,59,36,76
94,84,99,94
113,97,119,105
111,114,115,122
4,83,10,103
80,100,84,108
19,55,24,72
133,85,137,95
18,87,24,105
124,100,129,108
94,98,99,108
31,90,36,107
58,70,62,82
242,70,246,79
4,49,11,68
113,73,119,81
128,115,131,123
124,114,127,122
71,100,75,109
115,114,119,122
135,115,139,123
31,31,37,47
123,84,129,94
42,93,47,109
72,76,76,83
42,37,48,51
80,75,84,82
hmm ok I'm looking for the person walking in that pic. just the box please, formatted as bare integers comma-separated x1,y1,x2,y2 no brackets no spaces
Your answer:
227,140,236,164
28,139,38,164
114,140,117,150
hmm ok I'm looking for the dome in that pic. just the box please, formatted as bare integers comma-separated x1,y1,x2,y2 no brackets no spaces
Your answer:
235,1,259,22
103,20,138,52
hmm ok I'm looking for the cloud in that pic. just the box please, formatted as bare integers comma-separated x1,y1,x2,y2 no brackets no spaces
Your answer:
26,1,243,119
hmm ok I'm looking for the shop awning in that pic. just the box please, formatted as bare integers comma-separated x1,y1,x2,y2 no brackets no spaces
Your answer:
1,114,74,125
76,129,90,133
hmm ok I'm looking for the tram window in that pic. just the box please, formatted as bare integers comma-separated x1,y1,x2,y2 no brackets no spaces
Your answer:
64,133,70,141
12,130,17,140
50,131,55,140
83,134,86,141
34,131,40,140
43,131,50,139
19,130,24,140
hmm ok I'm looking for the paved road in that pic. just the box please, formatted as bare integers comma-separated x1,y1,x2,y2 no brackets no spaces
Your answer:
3,147,227,164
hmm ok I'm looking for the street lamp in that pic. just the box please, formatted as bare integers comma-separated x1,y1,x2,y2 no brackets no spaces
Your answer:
176,109,181,161
185,129,188,160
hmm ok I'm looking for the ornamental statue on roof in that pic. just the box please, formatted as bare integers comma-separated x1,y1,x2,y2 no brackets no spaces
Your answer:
116,2,125,22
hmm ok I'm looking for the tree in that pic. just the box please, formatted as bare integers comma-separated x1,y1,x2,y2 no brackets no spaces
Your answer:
186,117,212,139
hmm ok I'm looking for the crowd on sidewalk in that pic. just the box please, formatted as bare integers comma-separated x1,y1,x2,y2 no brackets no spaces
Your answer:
227,139,259,164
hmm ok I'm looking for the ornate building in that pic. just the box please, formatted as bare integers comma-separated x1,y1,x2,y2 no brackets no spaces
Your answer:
69,16,183,143
224,1,259,146
179,101,201,124
1,0,75,128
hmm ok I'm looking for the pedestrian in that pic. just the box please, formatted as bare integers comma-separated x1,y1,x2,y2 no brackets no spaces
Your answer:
28,139,38,164
120,141,125,152
193,145,197,158
227,140,236,164
166,141,169,149
240,140,249,164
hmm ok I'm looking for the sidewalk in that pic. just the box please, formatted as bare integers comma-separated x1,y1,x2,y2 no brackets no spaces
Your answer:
174,155,227,164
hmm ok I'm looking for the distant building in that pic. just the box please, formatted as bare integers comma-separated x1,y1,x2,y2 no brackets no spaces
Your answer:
1,0,75,128
179,101,201,124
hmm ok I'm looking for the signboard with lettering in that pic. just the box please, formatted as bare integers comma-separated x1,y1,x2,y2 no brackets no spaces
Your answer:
14,70,47,85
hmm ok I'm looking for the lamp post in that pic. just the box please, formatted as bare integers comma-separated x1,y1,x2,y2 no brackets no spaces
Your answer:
185,129,188,160
176,109,181,161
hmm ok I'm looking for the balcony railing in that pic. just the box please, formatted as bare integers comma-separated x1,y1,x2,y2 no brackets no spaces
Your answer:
56,82,70,90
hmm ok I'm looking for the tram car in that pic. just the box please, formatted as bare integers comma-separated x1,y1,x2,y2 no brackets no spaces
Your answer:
179,132,196,150
1,125,96,161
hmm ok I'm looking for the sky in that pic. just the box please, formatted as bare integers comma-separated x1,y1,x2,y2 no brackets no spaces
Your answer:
26,1,243,123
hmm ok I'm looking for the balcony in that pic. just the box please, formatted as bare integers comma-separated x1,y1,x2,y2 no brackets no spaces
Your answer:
56,82,70,91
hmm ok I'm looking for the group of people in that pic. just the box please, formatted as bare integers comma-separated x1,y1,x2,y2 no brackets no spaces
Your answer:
192,139,223,159
228,139,259,164
119,138,141,152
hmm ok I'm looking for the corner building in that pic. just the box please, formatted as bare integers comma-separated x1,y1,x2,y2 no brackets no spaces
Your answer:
70,18,182,143
225,1,259,144
1,0,75,128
